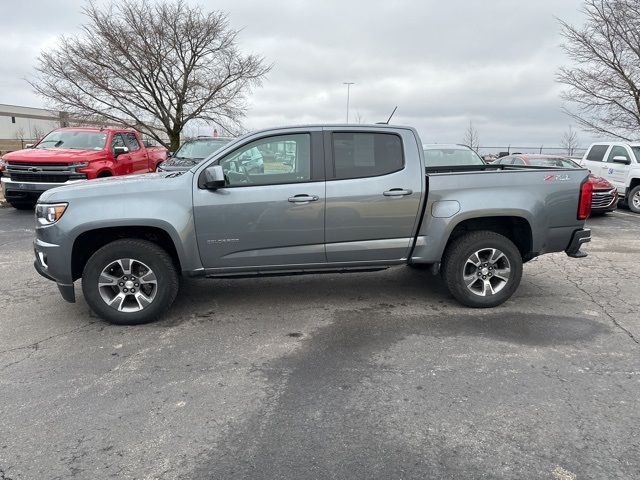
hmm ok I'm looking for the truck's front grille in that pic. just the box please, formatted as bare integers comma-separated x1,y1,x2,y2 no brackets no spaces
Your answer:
10,173,72,182
6,162,86,183
591,189,617,208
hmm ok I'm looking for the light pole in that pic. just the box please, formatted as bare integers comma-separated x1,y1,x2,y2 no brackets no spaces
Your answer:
343,82,355,123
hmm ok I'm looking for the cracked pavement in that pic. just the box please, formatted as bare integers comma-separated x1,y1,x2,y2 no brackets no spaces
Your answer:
0,206,639,479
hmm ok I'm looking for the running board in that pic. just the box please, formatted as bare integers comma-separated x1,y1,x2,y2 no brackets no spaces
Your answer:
205,266,389,279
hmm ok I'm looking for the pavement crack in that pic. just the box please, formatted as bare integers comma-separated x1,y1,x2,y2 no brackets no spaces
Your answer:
0,466,14,480
549,256,639,346
0,321,100,357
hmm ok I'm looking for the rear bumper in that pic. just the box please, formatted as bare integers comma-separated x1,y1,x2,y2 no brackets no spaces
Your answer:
565,228,591,258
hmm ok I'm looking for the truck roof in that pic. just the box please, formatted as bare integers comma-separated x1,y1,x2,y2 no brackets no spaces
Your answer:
53,126,138,133
587,141,640,147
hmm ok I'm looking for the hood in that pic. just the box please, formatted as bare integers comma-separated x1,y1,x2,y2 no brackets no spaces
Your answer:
39,171,191,203
588,173,614,190
2,148,106,163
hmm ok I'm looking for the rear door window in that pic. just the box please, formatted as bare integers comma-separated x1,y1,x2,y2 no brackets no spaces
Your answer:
585,145,609,162
331,132,403,180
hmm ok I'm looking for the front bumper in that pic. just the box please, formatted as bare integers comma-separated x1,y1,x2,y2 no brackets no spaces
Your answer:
33,236,76,303
1,177,84,199
565,228,591,258
591,188,617,212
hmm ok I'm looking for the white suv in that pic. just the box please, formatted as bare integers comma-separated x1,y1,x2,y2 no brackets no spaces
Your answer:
580,142,640,213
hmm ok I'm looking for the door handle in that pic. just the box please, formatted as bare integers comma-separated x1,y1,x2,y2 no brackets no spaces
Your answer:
383,188,413,197
288,194,319,203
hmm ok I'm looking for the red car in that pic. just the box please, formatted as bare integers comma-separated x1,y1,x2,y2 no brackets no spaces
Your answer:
0,127,167,209
495,154,618,214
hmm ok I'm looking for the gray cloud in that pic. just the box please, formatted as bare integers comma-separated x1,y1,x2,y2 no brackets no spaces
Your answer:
0,0,593,148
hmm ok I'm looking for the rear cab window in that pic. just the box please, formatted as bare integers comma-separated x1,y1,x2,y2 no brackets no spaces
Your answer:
331,132,404,179
585,144,610,162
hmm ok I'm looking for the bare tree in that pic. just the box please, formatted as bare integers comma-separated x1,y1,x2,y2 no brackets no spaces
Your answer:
354,112,366,124
14,126,26,149
558,0,640,140
463,120,480,152
31,125,46,142
561,125,580,155
30,0,270,150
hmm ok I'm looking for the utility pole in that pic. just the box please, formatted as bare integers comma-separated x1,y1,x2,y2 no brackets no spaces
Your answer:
343,82,355,123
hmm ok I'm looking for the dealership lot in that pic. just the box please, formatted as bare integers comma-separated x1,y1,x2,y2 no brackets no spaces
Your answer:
1,207,639,479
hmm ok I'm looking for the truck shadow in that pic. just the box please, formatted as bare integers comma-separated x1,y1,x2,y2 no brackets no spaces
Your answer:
165,266,610,348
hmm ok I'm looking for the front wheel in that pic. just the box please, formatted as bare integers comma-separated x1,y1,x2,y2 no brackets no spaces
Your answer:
628,185,640,214
82,239,179,325
442,231,523,308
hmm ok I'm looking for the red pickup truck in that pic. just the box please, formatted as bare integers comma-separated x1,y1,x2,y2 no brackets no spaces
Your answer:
0,127,166,209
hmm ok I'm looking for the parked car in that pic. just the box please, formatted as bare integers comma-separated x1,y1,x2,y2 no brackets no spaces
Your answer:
0,127,167,209
33,124,591,325
579,142,640,213
423,144,485,167
494,154,617,214
156,136,232,172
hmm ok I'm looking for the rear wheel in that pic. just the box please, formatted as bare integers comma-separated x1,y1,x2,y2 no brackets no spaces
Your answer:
81,239,179,325
629,185,640,214
442,231,523,308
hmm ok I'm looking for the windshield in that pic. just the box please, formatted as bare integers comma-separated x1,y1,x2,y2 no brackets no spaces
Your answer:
174,139,231,161
527,158,580,168
423,147,485,167
36,130,108,151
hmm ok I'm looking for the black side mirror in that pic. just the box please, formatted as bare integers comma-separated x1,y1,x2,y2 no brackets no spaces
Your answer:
203,165,226,189
167,151,174,158
113,146,129,157
612,156,631,165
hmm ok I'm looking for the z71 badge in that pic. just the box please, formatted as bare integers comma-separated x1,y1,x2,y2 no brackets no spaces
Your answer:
544,173,570,182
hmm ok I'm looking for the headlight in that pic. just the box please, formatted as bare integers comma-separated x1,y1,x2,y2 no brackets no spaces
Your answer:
35,203,68,226
0,158,6,171
156,162,165,172
69,161,90,168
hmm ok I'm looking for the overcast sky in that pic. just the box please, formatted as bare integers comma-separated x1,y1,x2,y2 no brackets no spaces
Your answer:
1,0,593,148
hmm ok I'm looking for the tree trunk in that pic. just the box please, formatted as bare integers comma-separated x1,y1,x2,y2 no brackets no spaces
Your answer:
168,131,181,152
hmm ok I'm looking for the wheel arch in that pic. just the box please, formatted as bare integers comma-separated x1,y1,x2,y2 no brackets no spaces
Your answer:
71,226,182,281
444,216,534,261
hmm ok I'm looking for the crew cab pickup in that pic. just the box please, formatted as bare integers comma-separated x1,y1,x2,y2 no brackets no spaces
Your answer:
0,127,166,209
32,125,592,325
580,142,640,213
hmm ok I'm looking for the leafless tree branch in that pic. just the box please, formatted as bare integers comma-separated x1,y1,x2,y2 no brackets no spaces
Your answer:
557,0,640,140
29,0,271,149
463,121,480,152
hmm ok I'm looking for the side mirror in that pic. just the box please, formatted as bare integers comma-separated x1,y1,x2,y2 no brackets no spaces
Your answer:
203,165,226,189
612,156,631,165
113,146,129,157
167,151,174,158
25,144,34,149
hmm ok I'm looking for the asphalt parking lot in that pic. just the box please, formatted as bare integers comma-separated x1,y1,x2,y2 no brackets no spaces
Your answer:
1,207,639,479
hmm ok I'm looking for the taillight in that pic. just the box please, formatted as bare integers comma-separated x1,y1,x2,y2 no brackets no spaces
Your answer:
578,179,593,220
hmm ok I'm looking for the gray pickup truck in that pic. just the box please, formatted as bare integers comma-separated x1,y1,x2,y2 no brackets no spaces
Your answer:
33,125,592,324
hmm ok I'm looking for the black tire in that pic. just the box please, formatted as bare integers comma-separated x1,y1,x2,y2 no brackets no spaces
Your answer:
81,239,179,325
9,201,36,210
628,185,640,214
441,231,523,308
